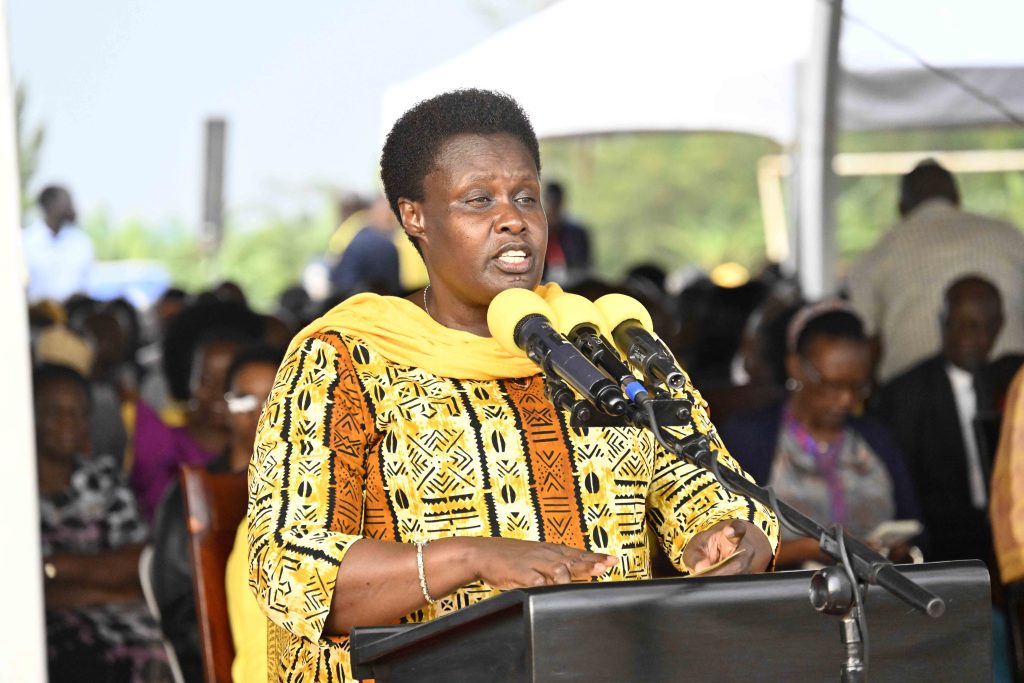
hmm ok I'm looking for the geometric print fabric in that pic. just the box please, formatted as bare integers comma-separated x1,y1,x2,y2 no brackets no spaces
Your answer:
249,331,779,682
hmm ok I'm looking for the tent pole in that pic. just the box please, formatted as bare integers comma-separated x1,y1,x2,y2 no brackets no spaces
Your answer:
797,0,843,298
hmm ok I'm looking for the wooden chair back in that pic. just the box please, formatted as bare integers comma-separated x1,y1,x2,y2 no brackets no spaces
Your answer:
180,465,248,683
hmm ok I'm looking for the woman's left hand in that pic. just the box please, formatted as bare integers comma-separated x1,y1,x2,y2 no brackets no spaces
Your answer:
682,519,773,576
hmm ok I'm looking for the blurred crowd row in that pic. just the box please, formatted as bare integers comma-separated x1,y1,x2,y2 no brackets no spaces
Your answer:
25,159,1024,681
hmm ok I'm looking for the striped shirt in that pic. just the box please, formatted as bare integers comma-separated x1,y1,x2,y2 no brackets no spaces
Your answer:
848,198,1024,382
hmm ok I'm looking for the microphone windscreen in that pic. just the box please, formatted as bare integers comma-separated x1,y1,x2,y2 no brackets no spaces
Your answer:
594,293,654,332
548,293,612,338
487,287,556,357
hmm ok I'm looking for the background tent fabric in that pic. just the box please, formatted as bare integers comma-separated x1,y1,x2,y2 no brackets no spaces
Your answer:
383,0,1024,144
382,0,1024,295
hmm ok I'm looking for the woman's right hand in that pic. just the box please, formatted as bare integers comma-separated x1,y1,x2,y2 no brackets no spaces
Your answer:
463,537,618,590
327,536,617,636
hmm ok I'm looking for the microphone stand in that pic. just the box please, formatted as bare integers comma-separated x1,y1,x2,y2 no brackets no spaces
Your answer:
543,374,595,426
570,397,944,682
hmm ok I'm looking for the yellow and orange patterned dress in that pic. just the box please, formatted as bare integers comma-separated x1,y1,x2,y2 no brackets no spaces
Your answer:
248,292,779,682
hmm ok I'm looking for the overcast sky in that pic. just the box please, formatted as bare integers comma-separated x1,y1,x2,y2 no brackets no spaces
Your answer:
9,1,536,227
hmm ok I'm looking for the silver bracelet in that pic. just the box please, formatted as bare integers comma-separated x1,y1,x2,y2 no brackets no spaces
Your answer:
415,540,436,605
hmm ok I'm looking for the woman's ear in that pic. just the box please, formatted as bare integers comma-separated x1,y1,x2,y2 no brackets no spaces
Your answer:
398,198,425,245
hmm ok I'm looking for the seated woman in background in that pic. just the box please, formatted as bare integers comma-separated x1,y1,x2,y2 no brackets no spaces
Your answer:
131,300,264,521
720,302,921,569
35,364,172,683
150,344,283,682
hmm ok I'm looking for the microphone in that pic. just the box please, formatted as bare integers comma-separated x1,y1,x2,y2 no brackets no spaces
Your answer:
594,293,685,390
487,288,627,416
548,292,652,406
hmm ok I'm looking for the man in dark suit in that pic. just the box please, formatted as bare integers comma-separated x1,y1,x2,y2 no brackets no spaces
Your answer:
877,275,1021,567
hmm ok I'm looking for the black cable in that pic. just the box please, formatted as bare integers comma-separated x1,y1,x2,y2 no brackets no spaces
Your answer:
766,482,808,539
817,0,1024,127
645,401,676,455
644,402,807,540
646,396,873,670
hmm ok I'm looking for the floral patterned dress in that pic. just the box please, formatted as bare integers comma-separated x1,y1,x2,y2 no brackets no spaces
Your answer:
40,454,172,683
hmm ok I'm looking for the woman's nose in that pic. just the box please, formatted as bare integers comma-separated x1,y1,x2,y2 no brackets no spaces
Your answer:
495,200,527,233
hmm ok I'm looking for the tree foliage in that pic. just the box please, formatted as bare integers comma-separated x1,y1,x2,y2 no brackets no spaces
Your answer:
80,126,1024,312
15,83,46,216
84,205,335,311
542,126,1024,281
540,133,780,278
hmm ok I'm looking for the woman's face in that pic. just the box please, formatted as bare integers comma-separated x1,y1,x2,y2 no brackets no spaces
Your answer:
190,339,239,426
226,361,278,472
35,378,89,462
788,336,870,431
400,133,547,326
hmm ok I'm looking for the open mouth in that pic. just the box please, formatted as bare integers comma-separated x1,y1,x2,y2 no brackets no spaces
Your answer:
494,245,533,273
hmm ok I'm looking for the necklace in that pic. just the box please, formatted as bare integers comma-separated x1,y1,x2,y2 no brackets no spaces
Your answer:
423,284,431,318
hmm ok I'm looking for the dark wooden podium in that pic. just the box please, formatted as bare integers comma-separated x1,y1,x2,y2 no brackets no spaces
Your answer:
351,561,991,682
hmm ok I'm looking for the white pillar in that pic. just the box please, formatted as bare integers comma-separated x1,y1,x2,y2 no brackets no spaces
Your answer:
0,0,48,680
797,0,843,299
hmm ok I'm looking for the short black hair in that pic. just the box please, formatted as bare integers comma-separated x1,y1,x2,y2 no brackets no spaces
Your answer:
224,344,285,393
159,287,188,303
380,89,541,251
37,185,68,210
162,301,264,402
942,274,1003,321
33,363,92,408
794,309,866,356
899,159,959,216
544,181,564,202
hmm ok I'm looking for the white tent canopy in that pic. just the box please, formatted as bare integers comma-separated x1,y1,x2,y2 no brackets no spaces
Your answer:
384,0,1024,144
382,0,1024,294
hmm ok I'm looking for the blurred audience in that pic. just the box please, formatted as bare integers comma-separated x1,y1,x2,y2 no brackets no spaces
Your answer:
137,288,189,415
329,196,402,296
131,323,245,520
877,276,1022,567
276,284,315,332
543,180,591,285
212,280,248,307
23,185,94,304
674,276,768,388
28,210,1024,679
81,307,134,466
219,348,285,683
326,191,372,257
327,191,428,296
36,364,171,683
848,160,1024,382
701,299,802,427
720,302,920,569
151,344,283,681
35,323,94,377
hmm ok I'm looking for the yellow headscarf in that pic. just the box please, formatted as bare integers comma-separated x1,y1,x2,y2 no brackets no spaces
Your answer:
287,283,563,381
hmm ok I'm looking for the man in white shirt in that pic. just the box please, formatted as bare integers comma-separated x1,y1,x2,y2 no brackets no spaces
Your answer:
848,160,1024,383
22,185,94,303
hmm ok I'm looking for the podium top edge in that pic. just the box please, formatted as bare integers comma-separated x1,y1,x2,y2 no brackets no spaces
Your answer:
348,560,988,666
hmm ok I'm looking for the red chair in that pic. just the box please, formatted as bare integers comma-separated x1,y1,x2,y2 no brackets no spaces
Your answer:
180,465,248,683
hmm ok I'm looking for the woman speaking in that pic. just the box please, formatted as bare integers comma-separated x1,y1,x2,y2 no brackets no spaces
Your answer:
248,89,779,681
